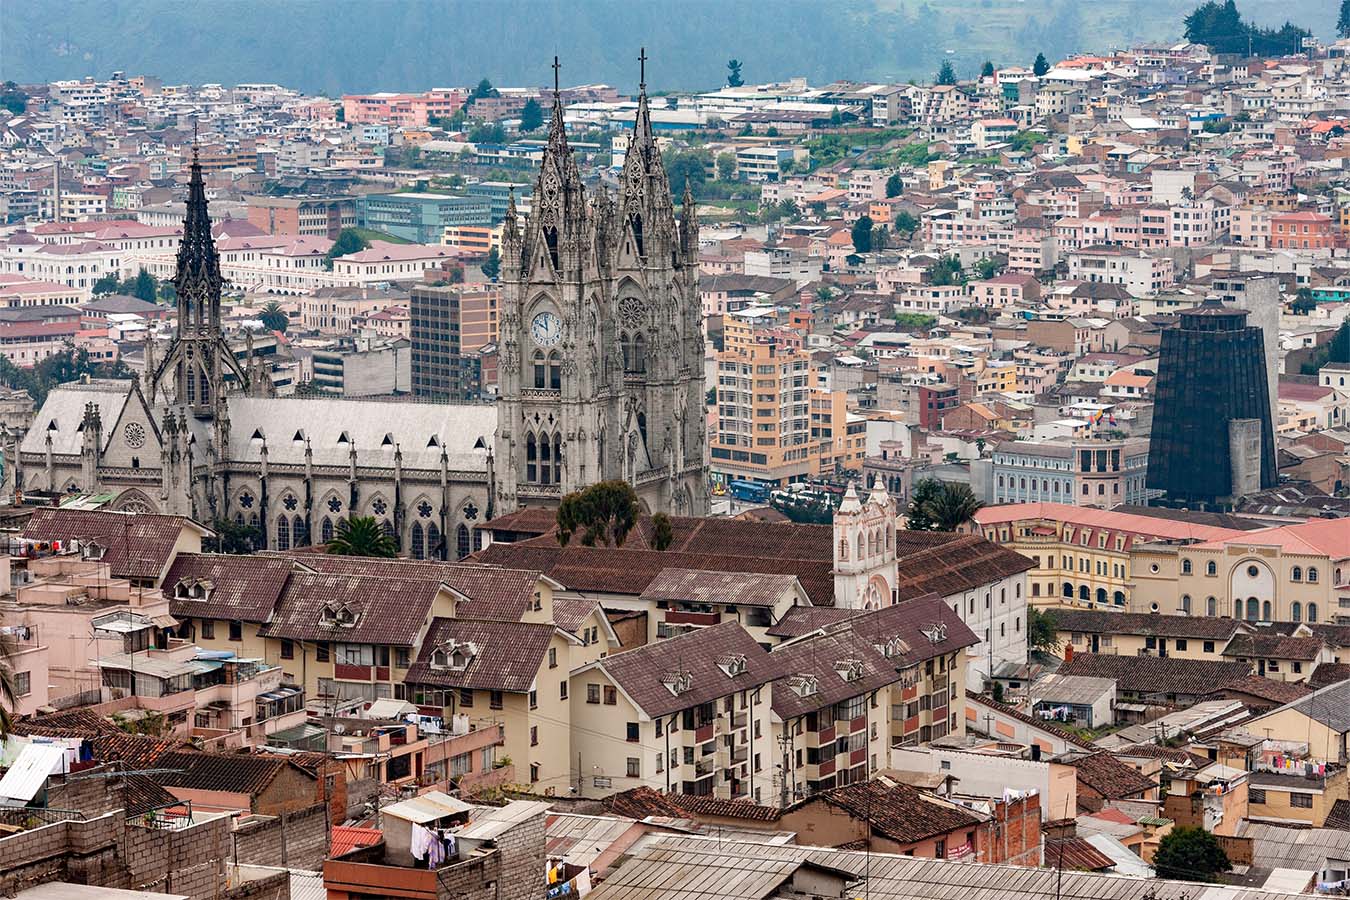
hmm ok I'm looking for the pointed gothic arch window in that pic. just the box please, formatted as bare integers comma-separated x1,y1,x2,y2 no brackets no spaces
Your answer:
456,524,471,560
632,333,647,373
636,413,647,451
621,332,632,372
321,517,334,544
471,526,481,552
292,515,307,547
411,522,425,559
526,432,538,483
275,515,291,551
856,533,865,559
539,433,553,485
839,536,849,561
547,351,561,390
630,213,645,257
554,432,563,482
544,225,559,270
380,518,397,550
533,350,546,389
428,522,442,559
198,367,211,405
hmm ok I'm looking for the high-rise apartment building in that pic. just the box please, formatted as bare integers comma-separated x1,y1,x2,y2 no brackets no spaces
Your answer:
409,284,499,403
711,341,813,487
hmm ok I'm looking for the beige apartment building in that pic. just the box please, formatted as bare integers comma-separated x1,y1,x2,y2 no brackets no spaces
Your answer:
711,340,814,487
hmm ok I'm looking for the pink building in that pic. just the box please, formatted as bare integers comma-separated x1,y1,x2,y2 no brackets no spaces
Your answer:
341,89,467,127
970,273,1041,308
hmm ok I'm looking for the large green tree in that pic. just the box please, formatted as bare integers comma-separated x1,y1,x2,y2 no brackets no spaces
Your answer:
1340,0,1350,38
481,247,501,281
324,228,369,269
557,480,640,548
1027,607,1060,653
885,173,903,198
131,269,157,303
851,215,874,253
927,254,965,286
519,98,543,132
904,479,944,531
1153,826,1231,882
936,60,957,85
905,479,982,531
1032,53,1050,77
327,516,398,557
981,60,995,78
0,626,16,737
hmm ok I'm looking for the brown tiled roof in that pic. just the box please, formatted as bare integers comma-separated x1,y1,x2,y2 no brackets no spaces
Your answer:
965,691,1096,751
11,707,123,737
154,751,305,796
163,552,296,623
1115,743,1208,769
665,793,782,822
1056,653,1252,697
1209,675,1313,706
891,535,1035,602
765,607,858,639
836,595,980,668
804,779,982,845
258,573,446,646
592,621,776,717
22,507,207,580
1223,633,1326,662
1065,752,1156,800
1325,798,1350,830
91,733,186,769
1311,663,1350,688
404,618,558,693
122,774,178,816
769,628,903,720
1045,836,1114,871
639,569,804,608
552,598,600,634
266,552,542,622
599,786,688,819
1050,610,1244,641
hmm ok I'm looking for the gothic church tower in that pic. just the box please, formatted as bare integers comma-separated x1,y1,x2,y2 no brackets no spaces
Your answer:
495,56,707,516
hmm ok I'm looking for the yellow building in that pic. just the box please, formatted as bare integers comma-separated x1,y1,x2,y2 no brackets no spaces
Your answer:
442,223,503,255
970,503,1248,611
811,389,866,477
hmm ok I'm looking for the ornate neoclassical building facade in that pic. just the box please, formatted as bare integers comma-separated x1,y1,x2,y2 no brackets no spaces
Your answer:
17,73,707,556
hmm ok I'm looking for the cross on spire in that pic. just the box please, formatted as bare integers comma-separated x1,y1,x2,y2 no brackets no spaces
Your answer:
639,47,647,93
192,118,199,163
552,55,561,98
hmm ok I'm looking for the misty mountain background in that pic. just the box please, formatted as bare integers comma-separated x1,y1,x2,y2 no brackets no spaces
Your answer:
3,0,1338,96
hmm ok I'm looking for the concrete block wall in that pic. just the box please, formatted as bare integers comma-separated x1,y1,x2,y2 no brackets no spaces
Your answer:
232,803,327,870
493,811,547,900
436,850,502,900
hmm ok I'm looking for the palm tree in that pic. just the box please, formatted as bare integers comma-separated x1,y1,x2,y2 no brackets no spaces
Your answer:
326,515,397,558
0,627,18,737
923,482,983,532
259,301,288,333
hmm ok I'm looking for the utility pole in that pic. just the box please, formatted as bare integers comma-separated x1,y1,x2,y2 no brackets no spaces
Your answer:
778,724,794,807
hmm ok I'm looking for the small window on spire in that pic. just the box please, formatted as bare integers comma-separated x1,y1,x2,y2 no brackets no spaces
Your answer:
427,435,440,448
381,434,394,447
337,431,350,444
250,428,264,441
630,213,644,257
544,225,559,270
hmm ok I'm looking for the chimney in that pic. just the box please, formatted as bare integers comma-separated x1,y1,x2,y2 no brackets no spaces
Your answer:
1064,643,1074,662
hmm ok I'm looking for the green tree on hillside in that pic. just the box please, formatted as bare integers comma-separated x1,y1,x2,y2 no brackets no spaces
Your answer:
936,60,957,85
259,300,288,333
471,78,498,101
851,215,874,253
981,60,995,78
131,269,157,303
1340,0,1350,38
519,98,543,132
481,247,501,281
324,228,368,270
927,254,965,286
0,81,27,116
1027,607,1060,653
885,173,903,198
726,59,744,88
717,152,736,181
1033,52,1050,76
893,210,919,237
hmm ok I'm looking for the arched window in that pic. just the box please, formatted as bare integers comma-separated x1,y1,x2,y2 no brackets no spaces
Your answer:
621,332,632,371
1206,561,1217,576
1292,601,1302,622
292,515,306,547
1262,600,1272,621
1246,597,1258,621
428,523,442,559
1182,559,1192,575
1063,582,1073,598
543,225,559,269
275,515,291,551
637,413,647,449
539,433,553,485
839,536,849,561
526,433,538,482
547,351,561,390
1206,596,1216,616
630,213,645,256
1309,603,1319,623
411,522,425,559
533,351,547,389
321,517,334,544
856,533,865,559
1181,594,1192,614
554,432,564,481
1308,567,1318,584
456,524,471,560
1113,590,1125,606
1079,585,1089,602
1337,567,1343,585
633,333,647,373
1096,588,1107,605
1235,599,1243,619
1292,566,1303,582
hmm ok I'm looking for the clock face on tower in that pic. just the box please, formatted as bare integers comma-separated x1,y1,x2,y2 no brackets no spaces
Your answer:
530,311,562,347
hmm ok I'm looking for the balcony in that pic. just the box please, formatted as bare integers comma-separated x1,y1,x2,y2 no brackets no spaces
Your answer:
334,663,371,681
695,757,716,777
695,724,715,744
666,611,720,627
850,748,867,767
731,711,748,731
817,725,836,745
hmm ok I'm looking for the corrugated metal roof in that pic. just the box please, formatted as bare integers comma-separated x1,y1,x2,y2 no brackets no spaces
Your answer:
381,790,472,825
0,743,68,804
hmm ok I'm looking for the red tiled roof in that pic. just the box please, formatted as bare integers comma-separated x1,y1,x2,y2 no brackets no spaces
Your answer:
258,573,447,646
1066,752,1156,800
769,628,904,719
164,552,296,623
802,779,983,845
1057,653,1252,698
1045,836,1114,871
331,825,382,857
154,751,309,797
22,507,209,580
403,617,559,693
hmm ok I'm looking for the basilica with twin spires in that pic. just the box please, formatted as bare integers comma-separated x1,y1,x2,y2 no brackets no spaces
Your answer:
17,59,708,556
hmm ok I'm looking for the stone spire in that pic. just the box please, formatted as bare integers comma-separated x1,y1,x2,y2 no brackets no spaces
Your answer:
173,138,222,333
838,480,862,515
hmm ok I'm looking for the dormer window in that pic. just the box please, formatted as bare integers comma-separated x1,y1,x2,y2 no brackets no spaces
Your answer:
82,540,106,561
433,640,477,671
920,623,948,644
717,654,747,678
788,675,818,698
319,602,359,628
661,670,694,696
835,659,866,683
874,636,909,659
174,579,211,601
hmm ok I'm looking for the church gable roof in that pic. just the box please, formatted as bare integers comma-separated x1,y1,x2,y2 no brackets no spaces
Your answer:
22,381,132,456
